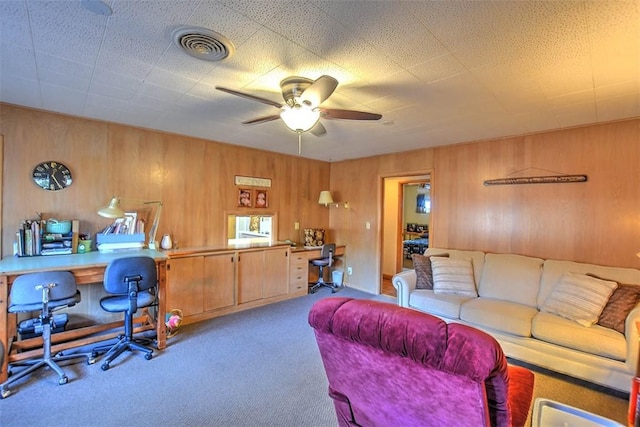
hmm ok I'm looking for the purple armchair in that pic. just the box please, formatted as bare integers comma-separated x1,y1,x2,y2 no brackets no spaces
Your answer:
309,298,534,427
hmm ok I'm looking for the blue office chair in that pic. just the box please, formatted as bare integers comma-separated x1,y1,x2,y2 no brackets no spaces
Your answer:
0,271,93,399
93,256,157,371
309,243,340,293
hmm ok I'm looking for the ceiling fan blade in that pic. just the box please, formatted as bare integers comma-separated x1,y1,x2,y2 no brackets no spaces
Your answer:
310,121,327,137
215,86,283,109
320,108,382,121
242,114,282,125
299,75,338,108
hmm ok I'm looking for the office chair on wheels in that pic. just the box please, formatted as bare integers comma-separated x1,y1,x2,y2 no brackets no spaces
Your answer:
0,271,94,399
309,243,340,293
92,256,157,371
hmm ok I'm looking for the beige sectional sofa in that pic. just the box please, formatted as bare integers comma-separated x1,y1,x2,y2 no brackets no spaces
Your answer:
392,247,640,392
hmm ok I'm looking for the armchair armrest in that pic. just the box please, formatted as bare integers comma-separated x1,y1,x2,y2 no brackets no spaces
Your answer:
392,270,417,308
624,305,640,375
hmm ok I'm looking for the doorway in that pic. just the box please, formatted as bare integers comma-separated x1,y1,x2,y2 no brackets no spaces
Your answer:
380,174,431,297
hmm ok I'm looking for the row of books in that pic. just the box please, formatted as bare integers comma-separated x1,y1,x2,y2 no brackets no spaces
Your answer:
100,212,145,235
15,219,73,256
98,212,146,253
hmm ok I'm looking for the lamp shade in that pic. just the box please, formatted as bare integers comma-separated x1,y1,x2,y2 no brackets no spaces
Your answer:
280,105,320,132
318,191,334,206
97,197,125,218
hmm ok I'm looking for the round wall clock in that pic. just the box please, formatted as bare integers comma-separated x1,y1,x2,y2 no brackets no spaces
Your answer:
32,161,73,191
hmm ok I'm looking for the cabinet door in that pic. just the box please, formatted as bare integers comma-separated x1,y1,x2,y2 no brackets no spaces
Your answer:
263,247,289,298
167,256,204,316
203,252,235,311
237,250,264,304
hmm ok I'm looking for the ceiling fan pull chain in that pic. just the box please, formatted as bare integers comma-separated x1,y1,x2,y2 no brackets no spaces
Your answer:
298,132,302,155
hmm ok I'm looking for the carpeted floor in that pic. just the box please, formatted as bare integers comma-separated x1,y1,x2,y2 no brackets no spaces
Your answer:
0,287,629,426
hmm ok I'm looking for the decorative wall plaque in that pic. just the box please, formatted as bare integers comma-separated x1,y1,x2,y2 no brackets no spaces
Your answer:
234,175,271,187
483,175,588,186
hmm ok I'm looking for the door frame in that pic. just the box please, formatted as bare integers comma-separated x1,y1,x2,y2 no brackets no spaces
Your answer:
379,171,432,294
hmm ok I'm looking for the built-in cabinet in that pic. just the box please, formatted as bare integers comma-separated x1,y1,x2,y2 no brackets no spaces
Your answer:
237,247,289,304
166,244,345,325
289,251,309,294
167,246,290,324
166,251,235,317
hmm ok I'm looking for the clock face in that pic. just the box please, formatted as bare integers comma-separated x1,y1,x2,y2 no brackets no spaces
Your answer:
32,161,73,191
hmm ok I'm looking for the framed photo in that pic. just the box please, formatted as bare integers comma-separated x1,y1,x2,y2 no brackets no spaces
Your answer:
238,189,252,207
406,223,416,232
255,189,268,208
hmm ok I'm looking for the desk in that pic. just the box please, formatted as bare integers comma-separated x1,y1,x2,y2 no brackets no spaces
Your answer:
290,245,346,292
0,250,167,383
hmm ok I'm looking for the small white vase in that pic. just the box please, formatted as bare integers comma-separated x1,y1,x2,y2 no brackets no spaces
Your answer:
161,234,173,250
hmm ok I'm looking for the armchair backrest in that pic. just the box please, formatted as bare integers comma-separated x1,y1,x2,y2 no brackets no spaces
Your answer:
309,297,516,427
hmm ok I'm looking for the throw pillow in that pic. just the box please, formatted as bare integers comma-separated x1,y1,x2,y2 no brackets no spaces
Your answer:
541,272,618,327
412,253,449,290
431,257,477,297
588,274,640,334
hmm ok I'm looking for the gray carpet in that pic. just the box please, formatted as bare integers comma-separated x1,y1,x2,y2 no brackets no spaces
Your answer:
0,288,629,426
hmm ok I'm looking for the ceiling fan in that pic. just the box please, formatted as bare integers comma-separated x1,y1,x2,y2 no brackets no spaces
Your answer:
215,75,382,137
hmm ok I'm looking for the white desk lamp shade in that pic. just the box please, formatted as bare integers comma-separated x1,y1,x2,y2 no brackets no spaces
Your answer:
318,191,334,206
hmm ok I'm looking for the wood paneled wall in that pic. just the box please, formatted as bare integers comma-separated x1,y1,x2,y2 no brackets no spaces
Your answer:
2,104,639,296
330,119,640,294
0,105,330,256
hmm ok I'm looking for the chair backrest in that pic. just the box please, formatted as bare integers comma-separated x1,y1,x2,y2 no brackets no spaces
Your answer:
103,256,157,295
320,243,336,260
309,297,515,427
9,271,77,307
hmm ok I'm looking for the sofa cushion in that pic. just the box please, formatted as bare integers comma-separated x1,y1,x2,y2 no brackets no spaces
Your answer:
589,275,640,334
540,273,617,327
409,289,473,320
460,298,538,337
532,311,626,361
432,257,477,297
538,259,640,308
426,248,485,288
412,253,449,289
478,253,543,307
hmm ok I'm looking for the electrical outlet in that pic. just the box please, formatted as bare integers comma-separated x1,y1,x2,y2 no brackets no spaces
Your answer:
347,267,353,275
365,222,371,230
294,222,299,230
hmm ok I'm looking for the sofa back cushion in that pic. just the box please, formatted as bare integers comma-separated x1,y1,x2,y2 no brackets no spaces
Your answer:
426,248,485,288
539,260,640,309
479,253,543,307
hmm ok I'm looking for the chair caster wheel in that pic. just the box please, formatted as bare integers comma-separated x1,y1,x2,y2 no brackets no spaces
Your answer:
0,388,11,399
101,363,110,371
145,353,153,360
59,376,68,385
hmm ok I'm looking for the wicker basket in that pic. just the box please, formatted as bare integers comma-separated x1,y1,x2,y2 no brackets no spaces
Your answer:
46,219,71,234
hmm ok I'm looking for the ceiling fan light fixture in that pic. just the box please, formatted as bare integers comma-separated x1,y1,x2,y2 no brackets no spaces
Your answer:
280,105,320,132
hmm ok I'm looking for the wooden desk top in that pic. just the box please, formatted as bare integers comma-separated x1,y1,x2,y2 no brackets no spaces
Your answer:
0,249,167,276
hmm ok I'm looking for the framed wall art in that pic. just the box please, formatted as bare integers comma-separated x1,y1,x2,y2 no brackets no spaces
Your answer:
255,190,268,208
238,189,252,207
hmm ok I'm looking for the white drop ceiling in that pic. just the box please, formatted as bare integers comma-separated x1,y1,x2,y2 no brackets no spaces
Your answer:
1,0,638,162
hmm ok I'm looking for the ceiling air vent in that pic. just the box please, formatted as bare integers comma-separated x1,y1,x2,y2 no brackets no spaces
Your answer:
172,26,235,62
